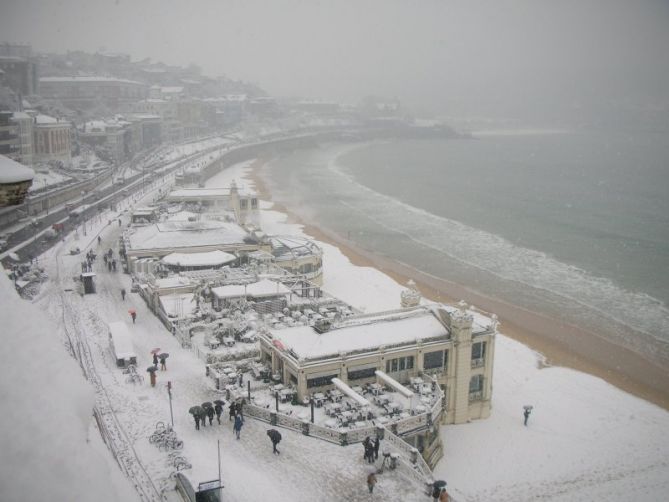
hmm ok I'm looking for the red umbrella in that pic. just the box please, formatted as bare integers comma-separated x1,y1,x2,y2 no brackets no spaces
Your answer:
128,308,137,315
150,348,161,355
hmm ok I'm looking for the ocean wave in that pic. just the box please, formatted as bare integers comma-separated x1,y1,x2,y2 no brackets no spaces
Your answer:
325,154,669,343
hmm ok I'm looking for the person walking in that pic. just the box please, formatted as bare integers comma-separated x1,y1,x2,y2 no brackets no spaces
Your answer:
207,406,215,426
149,371,156,387
524,407,531,426
367,472,377,494
267,429,281,455
160,354,167,371
194,413,200,431
214,402,223,424
438,488,450,502
233,413,244,439
229,402,237,421
152,353,159,367
130,311,137,324
121,288,126,301
373,436,380,460
97,235,101,245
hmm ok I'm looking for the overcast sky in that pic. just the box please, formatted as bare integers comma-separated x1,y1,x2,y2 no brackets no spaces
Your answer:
1,0,668,121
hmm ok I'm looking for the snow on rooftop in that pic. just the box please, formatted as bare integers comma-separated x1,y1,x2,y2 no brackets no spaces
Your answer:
126,220,249,251
211,279,290,299
0,154,34,183
155,276,192,289
162,250,236,267
34,114,62,125
271,308,449,360
159,293,197,318
168,187,232,198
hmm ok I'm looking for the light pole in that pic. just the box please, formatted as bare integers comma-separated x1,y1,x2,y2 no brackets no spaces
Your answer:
167,381,174,427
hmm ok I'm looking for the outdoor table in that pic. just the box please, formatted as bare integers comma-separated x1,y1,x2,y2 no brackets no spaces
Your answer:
324,419,337,428
329,389,343,402
354,421,366,428
377,416,389,424
273,383,285,392
313,392,325,407
376,393,390,405
410,376,424,385
369,383,383,395
389,401,402,410
420,384,432,395
297,411,309,421
279,389,293,402
399,411,410,419
222,336,235,347
420,396,432,405
414,404,427,414
351,386,363,394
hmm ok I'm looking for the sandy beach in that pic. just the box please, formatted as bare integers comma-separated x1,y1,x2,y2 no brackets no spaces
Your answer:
247,157,669,412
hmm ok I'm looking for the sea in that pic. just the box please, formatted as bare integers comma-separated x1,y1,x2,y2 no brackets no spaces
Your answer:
263,129,669,366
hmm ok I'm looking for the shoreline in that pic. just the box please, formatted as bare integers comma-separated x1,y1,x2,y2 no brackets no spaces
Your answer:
246,158,669,412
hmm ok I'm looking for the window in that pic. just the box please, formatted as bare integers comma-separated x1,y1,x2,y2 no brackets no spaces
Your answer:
443,350,449,372
306,374,337,389
472,342,486,360
240,199,248,209
251,198,258,209
471,342,486,368
469,375,484,401
348,367,376,380
386,356,413,373
423,350,444,370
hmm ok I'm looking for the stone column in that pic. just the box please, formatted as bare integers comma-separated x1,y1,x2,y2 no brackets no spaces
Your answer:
451,307,474,424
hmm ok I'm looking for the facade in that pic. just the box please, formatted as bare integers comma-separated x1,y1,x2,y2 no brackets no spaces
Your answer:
32,114,71,167
10,112,34,166
0,57,38,96
38,76,148,108
0,111,20,161
133,99,181,142
258,303,496,425
79,118,133,164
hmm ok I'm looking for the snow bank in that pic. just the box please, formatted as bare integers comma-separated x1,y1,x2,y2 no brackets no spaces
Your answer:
0,274,138,501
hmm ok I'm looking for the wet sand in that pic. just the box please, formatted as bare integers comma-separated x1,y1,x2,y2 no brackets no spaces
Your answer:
246,158,669,411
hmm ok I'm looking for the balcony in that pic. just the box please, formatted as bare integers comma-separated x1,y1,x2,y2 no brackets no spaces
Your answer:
468,391,483,402
471,357,485,369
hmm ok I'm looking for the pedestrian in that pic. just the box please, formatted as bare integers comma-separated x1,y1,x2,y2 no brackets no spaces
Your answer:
523,407,531,426
267,429,282,455
112,259,116,271
200,411,207,428
233,413,244,439
362,436,372,461
150,371,156,387
214,402,223,424
373,436,380,460
103,255,108,266
238,398,245,419
97,235,101,245
160,354,167,371
121,288,126,301
364,443,374,464
118,218,121,227
152,353,159,367
131,311,137,324
194,414,200,430
238,372,243,387
438,488,450,502
107,261,112,272
207,406,214,426
367,472,377,494
229,402,236,421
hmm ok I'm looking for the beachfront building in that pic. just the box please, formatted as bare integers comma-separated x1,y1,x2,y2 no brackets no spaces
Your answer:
258,302,496,426
121,218,266,275
268,236,324,286
165,181,258,225
38,76,148,109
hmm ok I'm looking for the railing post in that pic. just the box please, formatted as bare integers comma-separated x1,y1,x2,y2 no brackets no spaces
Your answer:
270,412,277,425
301,421,310,436
410,447,419,465
376,425,385,440
339,431,348,446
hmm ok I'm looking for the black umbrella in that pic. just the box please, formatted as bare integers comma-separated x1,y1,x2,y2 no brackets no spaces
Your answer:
159,352,169,359
267,429,281,442
201,401,213,409
432,480,447,495
146,366,157,373
213,399,225,407
189,405,204,416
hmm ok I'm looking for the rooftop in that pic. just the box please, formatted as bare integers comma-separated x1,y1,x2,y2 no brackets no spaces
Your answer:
162,250,236,268
0,154,35,184
125,220,250,252
40,76,145,85
269,307,450,361
211,279,291,299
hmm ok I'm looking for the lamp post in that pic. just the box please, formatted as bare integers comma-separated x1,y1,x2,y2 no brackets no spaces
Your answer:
167,381,174,427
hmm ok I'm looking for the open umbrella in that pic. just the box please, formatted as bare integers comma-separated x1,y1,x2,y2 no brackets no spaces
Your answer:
146,366,157,373
201,401,213,409
150,348,161,355
213,399,225,407
159,352,169,359
128,308,137,315
189,405,204,416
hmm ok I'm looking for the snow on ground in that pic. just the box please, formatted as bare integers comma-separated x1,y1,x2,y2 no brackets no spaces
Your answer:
28,169,72,191
12,154,668,502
